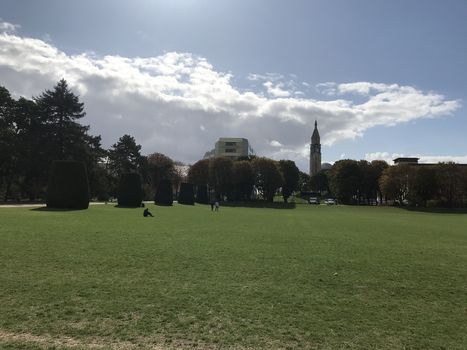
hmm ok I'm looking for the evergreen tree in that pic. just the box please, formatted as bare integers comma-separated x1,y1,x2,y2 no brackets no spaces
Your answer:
35,79,87,160
35,80,104,198
107,134,144,177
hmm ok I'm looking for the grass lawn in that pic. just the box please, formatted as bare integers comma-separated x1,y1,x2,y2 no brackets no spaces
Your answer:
0,203,466,349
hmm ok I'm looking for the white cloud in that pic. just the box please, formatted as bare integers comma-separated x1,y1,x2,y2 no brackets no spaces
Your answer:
269,140,282,147
263,81,291,98
337,82,398,95
419,155,467,164
0,28,462,171
365,152,467,165
247,72,284,82
41,33,53,43
0,20,21,33
315,82,337,95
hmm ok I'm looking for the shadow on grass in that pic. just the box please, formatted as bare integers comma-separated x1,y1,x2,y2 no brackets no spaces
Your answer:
399,206,467,214
221,201,296,209
30,206,88,212
0,201,44,205
114,205,144,208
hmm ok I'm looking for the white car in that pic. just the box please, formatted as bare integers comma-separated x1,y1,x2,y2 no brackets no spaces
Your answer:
308,197,320,205
324,198,337,205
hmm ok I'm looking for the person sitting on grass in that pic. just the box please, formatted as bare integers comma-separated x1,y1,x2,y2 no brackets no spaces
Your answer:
143,208,154,217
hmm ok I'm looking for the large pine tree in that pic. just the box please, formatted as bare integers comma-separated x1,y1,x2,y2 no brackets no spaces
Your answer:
35,79,87,160
35,79,104,198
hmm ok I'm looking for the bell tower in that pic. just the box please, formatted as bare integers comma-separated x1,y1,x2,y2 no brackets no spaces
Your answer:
310,120,321,176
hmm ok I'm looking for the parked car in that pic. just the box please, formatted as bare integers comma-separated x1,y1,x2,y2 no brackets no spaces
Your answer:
308,197,320,205
324,198,337,205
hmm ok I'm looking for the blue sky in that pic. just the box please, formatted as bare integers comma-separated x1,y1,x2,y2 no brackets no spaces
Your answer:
1,0,466,170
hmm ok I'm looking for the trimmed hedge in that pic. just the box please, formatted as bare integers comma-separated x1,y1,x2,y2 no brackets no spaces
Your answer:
117,173,143,207
195,185,209,204
178,183,195,205
46,160,89,209
154,179,173,206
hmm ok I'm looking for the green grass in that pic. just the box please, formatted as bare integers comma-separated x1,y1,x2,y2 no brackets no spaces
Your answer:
0,203,466,349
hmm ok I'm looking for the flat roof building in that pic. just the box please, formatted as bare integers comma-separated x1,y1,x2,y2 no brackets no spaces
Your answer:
393,157,420,165
204,138,254,160
393,157,467,167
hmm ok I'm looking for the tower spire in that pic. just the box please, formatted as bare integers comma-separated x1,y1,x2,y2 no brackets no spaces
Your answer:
311,119,320,144
310,120,321,176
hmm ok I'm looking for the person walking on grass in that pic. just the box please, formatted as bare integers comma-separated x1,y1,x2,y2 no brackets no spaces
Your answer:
214,201,219,211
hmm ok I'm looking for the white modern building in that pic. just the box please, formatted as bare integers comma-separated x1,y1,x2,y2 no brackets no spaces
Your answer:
204,138,254,160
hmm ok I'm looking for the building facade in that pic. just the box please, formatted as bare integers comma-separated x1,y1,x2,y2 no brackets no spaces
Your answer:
393,157,467,168
204,138,254,160
310,121,321,176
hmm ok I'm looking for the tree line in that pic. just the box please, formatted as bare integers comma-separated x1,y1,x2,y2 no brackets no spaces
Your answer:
1,80,466,207
311,159,467,208
0,80,300,203
187,157,299,202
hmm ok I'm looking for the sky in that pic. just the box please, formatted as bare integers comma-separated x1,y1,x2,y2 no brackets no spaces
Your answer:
1,0,466,171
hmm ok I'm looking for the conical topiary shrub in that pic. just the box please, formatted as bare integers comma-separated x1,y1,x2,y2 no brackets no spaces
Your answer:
178,183,195,205
117,173,143,207
154,179,173,206
46,160,90,209
195,184,209,204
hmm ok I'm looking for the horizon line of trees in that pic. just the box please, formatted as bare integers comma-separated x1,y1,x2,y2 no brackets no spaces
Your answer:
312,159,467,208
2,80,467,207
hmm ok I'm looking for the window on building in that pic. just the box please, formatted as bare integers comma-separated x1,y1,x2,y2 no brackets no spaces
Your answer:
225,142,237,146
225,149,236,153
